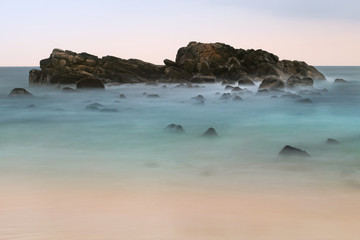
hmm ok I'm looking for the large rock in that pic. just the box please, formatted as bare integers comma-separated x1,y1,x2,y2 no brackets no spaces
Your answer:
29,42,326,85
76,77,105,89
259,76,285,89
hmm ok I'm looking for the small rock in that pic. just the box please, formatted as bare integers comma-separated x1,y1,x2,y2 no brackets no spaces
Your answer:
220,93,231,100
221,80,236,85
224,85,234,90
145,82,158,86
233,96,243,101
281,93,302,99
85,103,104,111
201,127,219,137
326,138,339,144
231,87,242,92
165,124,186,134
147,94,160,98
279,145,311,157
334,78,349,84
62,87,77,92
192,95,205,101
9,88,33,97
259,76,285,90
100,108,119,112
238,77,255,86
296,98,313,104
26,104,36,108
119,94,126,99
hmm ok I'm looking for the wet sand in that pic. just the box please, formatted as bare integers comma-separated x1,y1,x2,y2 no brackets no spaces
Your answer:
1,180,360,240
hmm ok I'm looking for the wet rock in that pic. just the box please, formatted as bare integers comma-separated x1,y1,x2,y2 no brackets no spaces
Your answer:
296,98,313,104
271,95,278,99
26,104,36,108
281,93,302,99
238,76,255,86
233,96,243,101
220,93,231,100
334,78,349,84
85,103,104,111
76,77,105,89
231,86,242,92
327,138,340,144
147,94,160,98
259,76,285,90
191,74,216,83
221,80,236,85
224,85,234,90
286,76,314,88
119,94,126,98
9,88,33,97
62,87,77,92
201,127,219,137
100,108,119,112
279,145,311,157
165,124,186,134
192,95,205,101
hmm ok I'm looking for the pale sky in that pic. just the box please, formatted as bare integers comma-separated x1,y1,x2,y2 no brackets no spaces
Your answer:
1,0,359,66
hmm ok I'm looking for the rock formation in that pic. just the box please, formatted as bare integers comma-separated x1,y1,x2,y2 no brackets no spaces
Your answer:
9,88,33,97
29,42,326,85
279,145,311,157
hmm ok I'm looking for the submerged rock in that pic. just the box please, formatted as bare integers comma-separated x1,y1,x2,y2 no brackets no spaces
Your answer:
224,85,234,90
100,108,119,112
201,127,219,137
233,96,243,101
334,78,349,84
147,94,160,98
62,87,77,92
279,145,311,157
220,93,231,100
76,77,105,89
296,98,313,104
326,138,340,144
231,86,242,92
119,94,126,99
165,124,186,134
281,93,302,99
9,88,33,97
85,103,104,111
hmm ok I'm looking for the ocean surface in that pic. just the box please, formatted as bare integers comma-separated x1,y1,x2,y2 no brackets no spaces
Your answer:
1,66,360,240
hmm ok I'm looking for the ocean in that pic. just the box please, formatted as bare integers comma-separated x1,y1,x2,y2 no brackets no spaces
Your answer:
0,66,360,240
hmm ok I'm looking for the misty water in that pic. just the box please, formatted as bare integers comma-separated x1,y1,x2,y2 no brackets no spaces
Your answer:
1,67,360,240
0,67,360,190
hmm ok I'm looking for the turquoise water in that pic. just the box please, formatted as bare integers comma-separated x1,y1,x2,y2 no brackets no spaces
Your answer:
0,67,360,189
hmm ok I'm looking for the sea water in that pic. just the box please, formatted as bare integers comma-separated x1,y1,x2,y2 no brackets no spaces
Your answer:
0,67,360,239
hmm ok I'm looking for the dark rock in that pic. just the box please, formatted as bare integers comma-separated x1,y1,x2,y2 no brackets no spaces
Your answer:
259,76,285,89
286,76,314,88
220,93,231,100
191,75,216,83
100,108,119,112
26,104,36,108
29,43,325,85
296,98,313,104
257,89,269,95
233,96,243,101
238,76,255,86
334,78,349,84
62,87,77,92
221,80,236,85
147,94,160,98
327,138,340,144
271,95,278,99
281,93,302,99
145,82,159,86
76,77,105,89
201,127,219,137
224,85,234,90
9,88,33,97
279,145,311,157
192,95,205,101
231,86,242,92
165,124,186,134
163,59,177,67
119,94,126,98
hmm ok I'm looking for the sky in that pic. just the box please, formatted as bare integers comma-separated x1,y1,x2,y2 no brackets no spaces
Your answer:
0,0,359,66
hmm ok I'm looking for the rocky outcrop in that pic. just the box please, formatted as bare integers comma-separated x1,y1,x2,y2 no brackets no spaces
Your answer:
29,42,326,85
201,127,219,137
